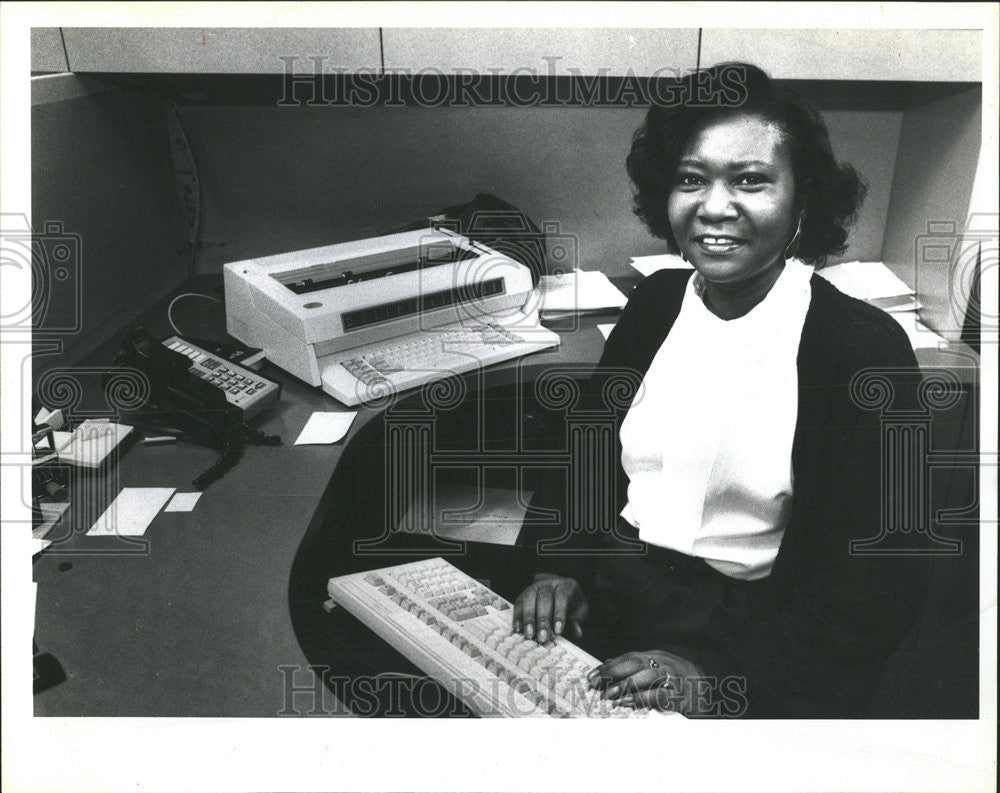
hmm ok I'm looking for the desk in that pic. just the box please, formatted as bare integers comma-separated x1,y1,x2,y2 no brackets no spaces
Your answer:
31,280,980,717
30,290,609,716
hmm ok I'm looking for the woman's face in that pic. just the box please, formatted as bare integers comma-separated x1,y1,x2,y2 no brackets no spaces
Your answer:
668,114,799,291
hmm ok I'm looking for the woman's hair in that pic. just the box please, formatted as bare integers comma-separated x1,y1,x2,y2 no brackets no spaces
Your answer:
626,62,867,263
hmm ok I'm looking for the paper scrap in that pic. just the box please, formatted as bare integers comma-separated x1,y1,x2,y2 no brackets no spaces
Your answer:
597,323,616,340
398,486,531,546
294,411,358,445
86,487,175,537
164,491,203,512
629,254,693,276
816,261,913,301
34,407,65,430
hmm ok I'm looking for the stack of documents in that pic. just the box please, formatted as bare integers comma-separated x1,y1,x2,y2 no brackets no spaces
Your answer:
816,260,912,302
538,268,628,320
816,261,947,351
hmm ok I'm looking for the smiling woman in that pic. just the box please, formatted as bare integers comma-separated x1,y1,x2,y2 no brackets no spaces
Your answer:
668,115,800,317
628,63,867,266
513,63,927,718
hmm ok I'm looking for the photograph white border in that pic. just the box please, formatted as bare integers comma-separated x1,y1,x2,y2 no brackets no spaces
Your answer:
2,3,997,792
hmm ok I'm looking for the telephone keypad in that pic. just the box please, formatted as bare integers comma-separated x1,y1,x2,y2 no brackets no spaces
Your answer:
164,336,280,420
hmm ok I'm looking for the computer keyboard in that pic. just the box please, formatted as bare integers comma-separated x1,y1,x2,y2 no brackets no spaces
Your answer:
319,320,560,406
327,557,665,718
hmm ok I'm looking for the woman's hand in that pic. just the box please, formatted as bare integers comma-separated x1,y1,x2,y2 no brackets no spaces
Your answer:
512,574,588,644
587,650,705,715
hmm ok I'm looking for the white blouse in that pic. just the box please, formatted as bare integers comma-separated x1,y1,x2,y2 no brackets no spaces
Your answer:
619,259,814,581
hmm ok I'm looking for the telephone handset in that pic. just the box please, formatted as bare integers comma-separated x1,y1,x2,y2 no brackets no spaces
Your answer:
112,326,281,489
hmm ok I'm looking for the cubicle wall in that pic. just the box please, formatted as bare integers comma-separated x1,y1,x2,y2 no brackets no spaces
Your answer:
30,78,187,388
168,99,903,275
28,27,984,367
881,85,984,340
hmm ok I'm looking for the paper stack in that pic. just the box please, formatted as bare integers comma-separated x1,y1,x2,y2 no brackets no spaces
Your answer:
816,260,912,301
538,268,628,320
816,261,947,351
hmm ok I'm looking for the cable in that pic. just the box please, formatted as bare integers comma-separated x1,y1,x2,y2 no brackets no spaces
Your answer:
187,238,199,292
167,102,202,290
192,425,245,490
167,292,221,337
191,422,281,490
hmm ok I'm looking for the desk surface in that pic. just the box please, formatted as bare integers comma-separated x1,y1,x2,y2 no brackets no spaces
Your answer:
31,280,979,717
31,302,610,716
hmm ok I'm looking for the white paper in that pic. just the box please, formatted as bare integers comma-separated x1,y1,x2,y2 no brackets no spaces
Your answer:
86,487,175,537
46,430,74,453
294,411,358,445
597,323,616,340
34,406,65,430
538,269,628,315
58,421,132,468
164,491,203,512
816,260,913,300
398,486,530,546
629,253,693,276
889,310,949,351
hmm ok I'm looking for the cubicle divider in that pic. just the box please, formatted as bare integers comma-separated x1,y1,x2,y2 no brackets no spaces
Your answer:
30,66,983,394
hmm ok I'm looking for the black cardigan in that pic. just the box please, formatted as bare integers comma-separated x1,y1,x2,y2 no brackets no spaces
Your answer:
586,268,928,717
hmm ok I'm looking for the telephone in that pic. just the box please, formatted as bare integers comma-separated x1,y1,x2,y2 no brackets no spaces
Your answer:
111,326,281,489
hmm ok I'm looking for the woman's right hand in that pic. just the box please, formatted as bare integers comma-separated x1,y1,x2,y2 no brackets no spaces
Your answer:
512,574,588,644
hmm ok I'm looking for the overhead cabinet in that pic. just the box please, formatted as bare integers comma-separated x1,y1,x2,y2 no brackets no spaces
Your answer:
31,28,70,73
698,29,982,82
50,26,982,82
60,28,382,74
381,28,700,77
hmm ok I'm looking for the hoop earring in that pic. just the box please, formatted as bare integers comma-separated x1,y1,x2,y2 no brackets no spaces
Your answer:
680,250,688,263
784,215,804,261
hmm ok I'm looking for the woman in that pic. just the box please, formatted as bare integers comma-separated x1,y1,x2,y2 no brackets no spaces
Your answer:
513,63,925,718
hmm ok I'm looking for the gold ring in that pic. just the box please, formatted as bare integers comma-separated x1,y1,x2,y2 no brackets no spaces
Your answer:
648,658,659,669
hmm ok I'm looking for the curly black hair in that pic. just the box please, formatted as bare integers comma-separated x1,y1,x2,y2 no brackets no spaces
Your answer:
626,63,867,264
